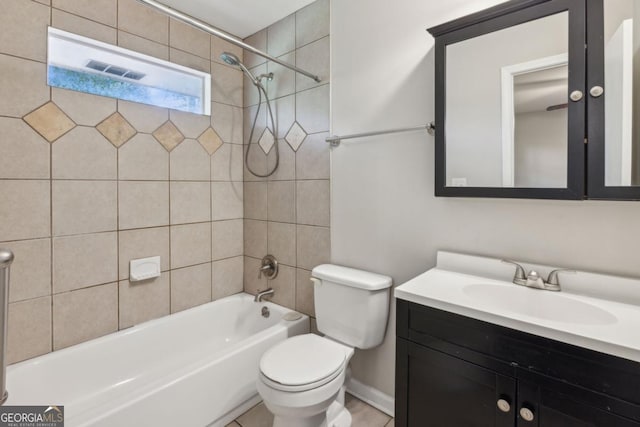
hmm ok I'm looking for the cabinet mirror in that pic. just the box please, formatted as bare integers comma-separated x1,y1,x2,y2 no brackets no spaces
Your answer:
430,0,586,199
431,0,640,200
588,0,640,200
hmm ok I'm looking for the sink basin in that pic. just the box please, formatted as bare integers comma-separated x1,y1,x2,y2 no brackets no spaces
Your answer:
463,284,618,325
394,252,640,364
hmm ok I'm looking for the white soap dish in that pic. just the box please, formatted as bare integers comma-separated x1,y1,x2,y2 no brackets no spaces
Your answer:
130,256,161,282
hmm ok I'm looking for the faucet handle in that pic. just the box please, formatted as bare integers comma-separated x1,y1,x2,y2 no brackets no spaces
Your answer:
258,255,279,280
501,260,527,280
258,264,272,278
546,269,576,286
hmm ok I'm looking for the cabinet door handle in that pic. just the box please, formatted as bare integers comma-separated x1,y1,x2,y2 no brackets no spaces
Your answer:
590,86,604,98
570,90,584,102
520,406,535,422
497,398,511,413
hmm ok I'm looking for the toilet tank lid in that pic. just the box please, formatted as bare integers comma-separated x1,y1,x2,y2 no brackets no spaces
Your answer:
311,264,392,291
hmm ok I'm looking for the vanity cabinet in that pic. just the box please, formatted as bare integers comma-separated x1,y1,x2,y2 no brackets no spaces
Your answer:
395,300,640,426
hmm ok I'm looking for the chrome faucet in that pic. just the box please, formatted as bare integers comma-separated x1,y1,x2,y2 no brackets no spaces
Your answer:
502,260,575,292
255,288,274,302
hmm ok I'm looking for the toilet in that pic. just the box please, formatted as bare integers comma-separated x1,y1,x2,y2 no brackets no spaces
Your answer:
257,264,392,427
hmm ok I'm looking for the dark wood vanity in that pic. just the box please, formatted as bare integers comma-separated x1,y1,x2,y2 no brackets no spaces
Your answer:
395,300,640,426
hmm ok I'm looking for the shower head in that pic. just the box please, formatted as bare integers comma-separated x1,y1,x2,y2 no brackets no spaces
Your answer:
220,52,241,66
220,51,260,86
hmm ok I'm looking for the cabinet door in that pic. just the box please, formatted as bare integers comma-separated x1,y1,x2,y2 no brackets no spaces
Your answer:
586,0,640,200
429,0,587,200
517,376,640,427
397,339,516,427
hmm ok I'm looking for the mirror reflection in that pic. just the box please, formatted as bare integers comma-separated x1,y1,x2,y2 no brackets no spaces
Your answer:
604,0,640,186
512,60,568,188
445,12,569,188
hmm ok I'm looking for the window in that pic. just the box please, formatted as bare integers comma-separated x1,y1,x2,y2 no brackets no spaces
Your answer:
47,27,211,115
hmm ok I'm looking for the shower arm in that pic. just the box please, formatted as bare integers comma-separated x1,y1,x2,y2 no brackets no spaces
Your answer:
136,0,322,83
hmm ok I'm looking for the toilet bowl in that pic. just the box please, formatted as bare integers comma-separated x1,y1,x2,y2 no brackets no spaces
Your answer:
256,264,393,427
257,334,354,427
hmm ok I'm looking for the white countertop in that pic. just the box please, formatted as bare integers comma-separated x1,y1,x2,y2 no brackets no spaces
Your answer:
395,253,640,364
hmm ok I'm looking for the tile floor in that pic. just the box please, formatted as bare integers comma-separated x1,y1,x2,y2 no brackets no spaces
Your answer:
227,393,394,427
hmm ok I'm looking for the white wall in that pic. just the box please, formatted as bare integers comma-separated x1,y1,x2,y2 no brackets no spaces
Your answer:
604,0,634,41
331,0,640,398
514,109,567,187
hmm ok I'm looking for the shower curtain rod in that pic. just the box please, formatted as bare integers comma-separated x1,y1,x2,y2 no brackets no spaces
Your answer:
136,0,321,83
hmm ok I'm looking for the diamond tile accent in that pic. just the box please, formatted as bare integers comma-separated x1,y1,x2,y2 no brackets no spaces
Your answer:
97,113,136,148
152,121,185,152
285,122,307,151
23,102,75,142
197,128,224,156
258,128,275,154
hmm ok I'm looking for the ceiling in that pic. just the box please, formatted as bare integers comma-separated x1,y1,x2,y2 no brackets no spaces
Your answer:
514,65,568,114
159,0,317,39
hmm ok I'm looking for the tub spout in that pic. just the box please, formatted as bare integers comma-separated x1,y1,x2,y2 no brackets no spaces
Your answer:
255,288,274,302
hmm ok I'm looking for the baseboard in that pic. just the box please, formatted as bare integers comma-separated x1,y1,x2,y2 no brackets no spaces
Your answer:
346,378,395,417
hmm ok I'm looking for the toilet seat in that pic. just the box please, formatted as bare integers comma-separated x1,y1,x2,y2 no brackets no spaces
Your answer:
259,334,348,392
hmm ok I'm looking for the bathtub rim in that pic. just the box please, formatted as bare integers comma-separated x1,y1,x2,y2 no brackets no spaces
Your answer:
8,292,303,372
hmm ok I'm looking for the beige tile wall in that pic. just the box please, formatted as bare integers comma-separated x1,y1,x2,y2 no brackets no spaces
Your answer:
242,0,331,320
0,0,246,364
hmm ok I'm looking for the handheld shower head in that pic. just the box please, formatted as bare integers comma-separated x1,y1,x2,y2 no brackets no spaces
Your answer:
219,52,279,177
220,52,240,66
220,51,259,85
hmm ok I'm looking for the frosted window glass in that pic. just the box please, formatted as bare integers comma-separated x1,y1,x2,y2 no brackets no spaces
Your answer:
47,28,211,116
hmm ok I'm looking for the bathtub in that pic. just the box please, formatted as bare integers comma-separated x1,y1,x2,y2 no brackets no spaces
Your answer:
5,293,309,427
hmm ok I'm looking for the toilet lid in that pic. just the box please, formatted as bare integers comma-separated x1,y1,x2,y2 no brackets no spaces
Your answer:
260,334,347,387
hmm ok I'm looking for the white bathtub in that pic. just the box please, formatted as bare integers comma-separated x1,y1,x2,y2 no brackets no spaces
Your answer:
6,293,309,427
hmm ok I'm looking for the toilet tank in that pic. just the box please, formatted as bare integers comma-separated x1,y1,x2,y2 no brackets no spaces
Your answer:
311,264,392,350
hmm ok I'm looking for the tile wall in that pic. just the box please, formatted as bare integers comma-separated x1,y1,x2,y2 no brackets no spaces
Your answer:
242,0,331,320
0,0,246,363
